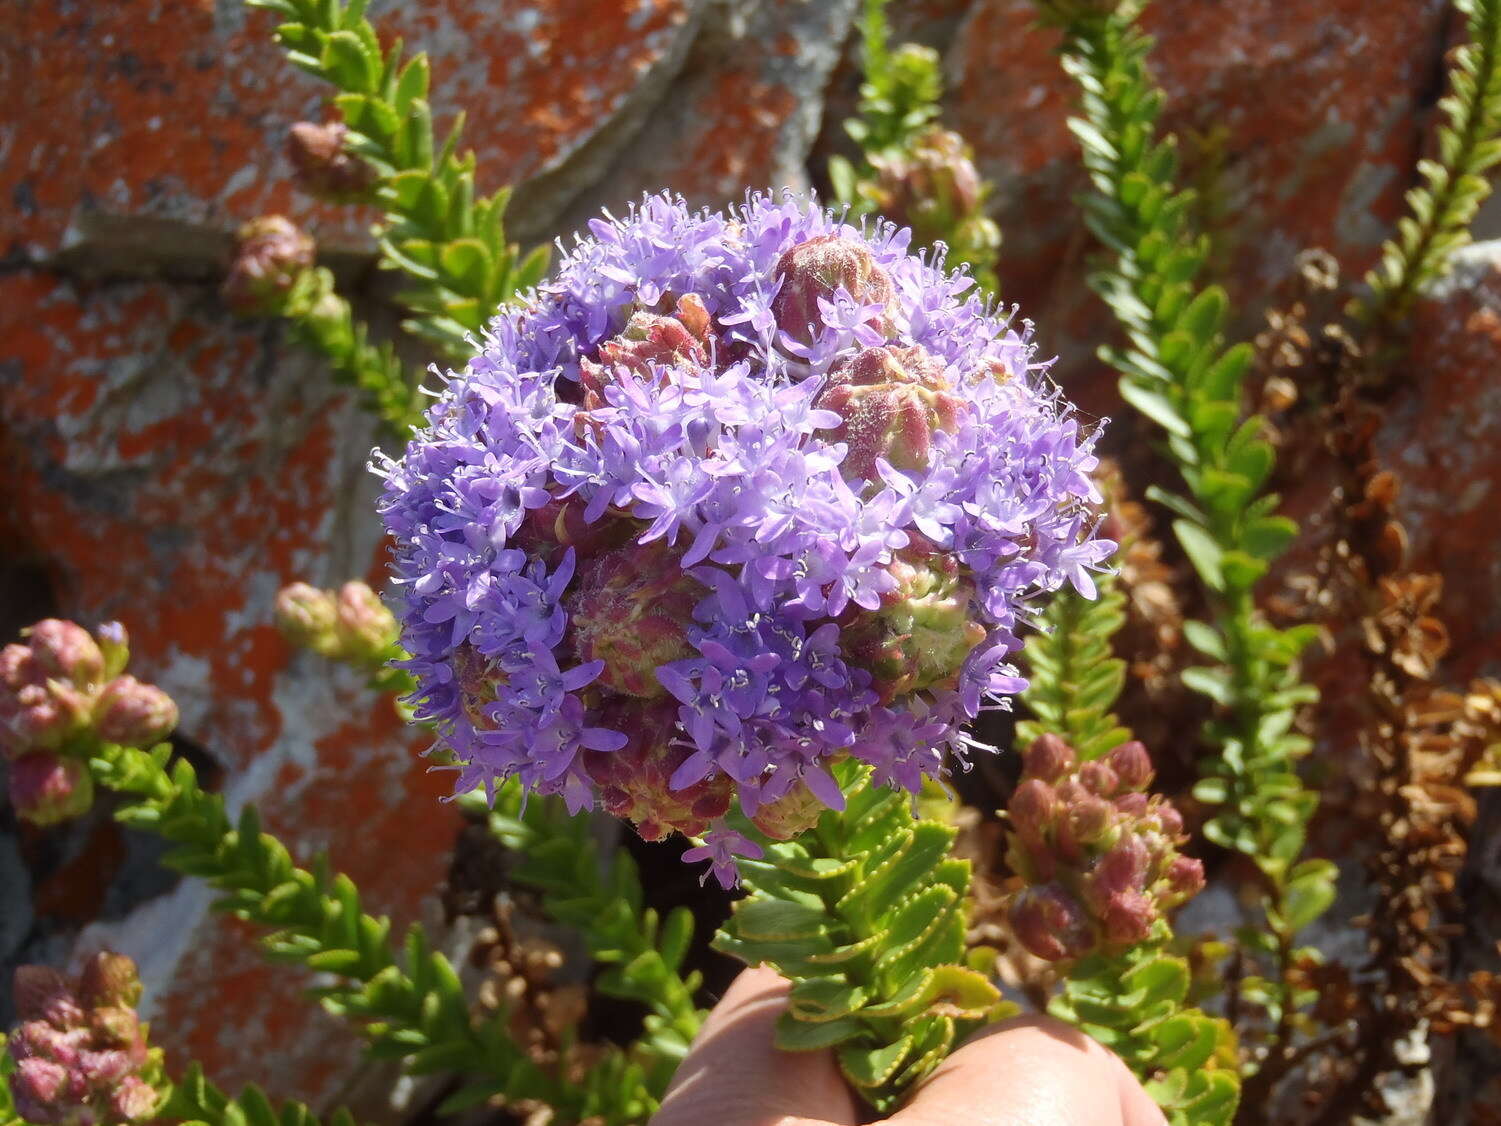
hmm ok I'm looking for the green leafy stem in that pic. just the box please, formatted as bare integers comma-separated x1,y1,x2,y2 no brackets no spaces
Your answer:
1040,0,1331,1077
1358,0,1501,328
1053,934,1239,1125
714,761,1007,1114
85,741,657,1126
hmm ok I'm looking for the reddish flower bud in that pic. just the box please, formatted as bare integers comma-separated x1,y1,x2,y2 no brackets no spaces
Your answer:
333,582,398,665
78,1048,133,1086
1099,888,1156,947
580,294,712,410
841,544,983,701
1084,836,1150,915
93,677,178,748
274,582,340,656
1022,733,1075,784
770,234,895,347
5,681,89,757
1105,740,1154,791
815,344,964,480
750,780,826,841
582,699,730,840
568,541,700,698
12,1057,70,1120
286,121,376,203
874,128,982,226
1008,778,1058,843
222,215,315,317
1113,791,1149,819
86,1007,141,1052
1154,801,1185,839
1162,855,1206,906
77,953,143,1011
13,967,83,1027
1066,793,1115,846
1007,884,1094,962
1077,760,1119,797
9,752,94,827
109,1076,158,1122
25,621,104,688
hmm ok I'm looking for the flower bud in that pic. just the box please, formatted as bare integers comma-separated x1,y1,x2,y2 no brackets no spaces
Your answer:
1162,855,1206,906
12,1057,70,1121
1007,883,1094,962
78,953,143,1011
580,295,711,409
568,541,700,698
110,1076,158,1122
222,215,315,317
1008,778,1058,843
771,234,896,347
86,1007,141,1052
750,779,826,841
93,677,178,748
815,344,963,480
1078,760,1119,797
6,682,87,756
1105,740,1153,791
1,643,36,690
10,752,94,827
95,623,130,681
583,699,730,840
871,127,985,241
1022,733,1075,784
286,121,376,203
13,966,83,1027
1153,800,1184,839
1113,791,1149,819
78,1048,133,1086
333,582,398,665
25,621,104,688
841,545,984,701
274,582,340,655
1099,888,1156,946
10,1022,87,1069
1066,793,1115,846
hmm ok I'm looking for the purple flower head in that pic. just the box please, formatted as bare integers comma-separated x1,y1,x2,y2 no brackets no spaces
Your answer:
379,193,1111,887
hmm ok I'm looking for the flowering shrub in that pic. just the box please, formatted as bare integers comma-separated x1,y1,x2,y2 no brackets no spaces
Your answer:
377,193,1110,884
8,0,1501,1124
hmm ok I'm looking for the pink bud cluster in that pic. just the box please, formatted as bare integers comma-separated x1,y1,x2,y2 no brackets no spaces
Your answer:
221,215,315,317
870,127,1000,269
1004,735,1204,962
7,954,159,1126
2,621,178,827
274,581,399,670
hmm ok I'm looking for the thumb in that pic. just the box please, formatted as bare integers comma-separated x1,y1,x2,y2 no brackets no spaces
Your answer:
651,966,859,1126
881,1015,1167,1126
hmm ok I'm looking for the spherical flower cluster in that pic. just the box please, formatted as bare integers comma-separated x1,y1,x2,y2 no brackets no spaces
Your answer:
7,953,160,1126
2,621,178,827
378,193,1111,885
1004,735,1205,961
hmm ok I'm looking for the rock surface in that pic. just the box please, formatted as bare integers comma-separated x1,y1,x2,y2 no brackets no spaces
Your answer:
4,0,1501,1118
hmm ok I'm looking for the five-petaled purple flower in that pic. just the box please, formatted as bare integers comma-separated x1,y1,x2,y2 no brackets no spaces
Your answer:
378,192,1111,886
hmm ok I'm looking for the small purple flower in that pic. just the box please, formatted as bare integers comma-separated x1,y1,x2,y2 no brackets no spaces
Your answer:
682,827,764,889
378,192,1108,884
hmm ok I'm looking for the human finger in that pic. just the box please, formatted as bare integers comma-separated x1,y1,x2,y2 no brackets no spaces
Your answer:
650,965,861,1126
881,1014,1166,1126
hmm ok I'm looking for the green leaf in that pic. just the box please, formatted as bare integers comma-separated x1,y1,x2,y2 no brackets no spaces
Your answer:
1172,519,1224,591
